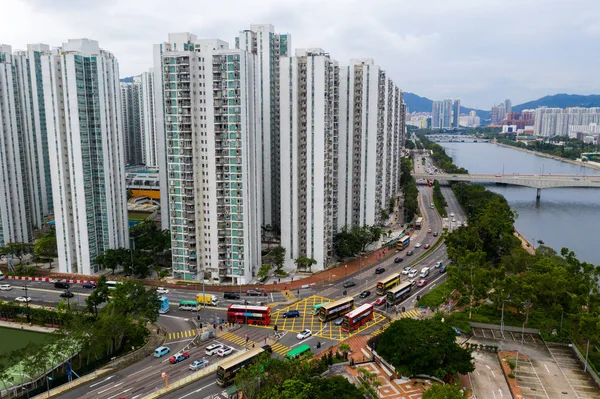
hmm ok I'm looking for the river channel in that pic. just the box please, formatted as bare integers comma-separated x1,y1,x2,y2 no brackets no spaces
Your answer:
440,142,600,266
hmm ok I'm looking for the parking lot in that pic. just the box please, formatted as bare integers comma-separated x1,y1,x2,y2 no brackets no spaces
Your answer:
253,295,387,341
470,328,600,398
471,326,545,345
469,351,511,399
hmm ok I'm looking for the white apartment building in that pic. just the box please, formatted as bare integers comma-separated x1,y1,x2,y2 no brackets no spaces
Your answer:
236,24,291,229
154,33,261,284
337,58,405,230
0,44,53,246
535,107,600,137
279,49,339,272
140,69,158,167
41,39,129,274
120,76,144,165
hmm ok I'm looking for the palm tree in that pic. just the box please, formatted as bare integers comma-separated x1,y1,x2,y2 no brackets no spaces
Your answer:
338,343,351,360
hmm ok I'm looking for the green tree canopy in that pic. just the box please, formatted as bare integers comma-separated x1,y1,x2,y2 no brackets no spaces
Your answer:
375,319,474,379
423,384,465,399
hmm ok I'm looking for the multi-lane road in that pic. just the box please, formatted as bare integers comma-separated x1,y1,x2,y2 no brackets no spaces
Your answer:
3,153,467,399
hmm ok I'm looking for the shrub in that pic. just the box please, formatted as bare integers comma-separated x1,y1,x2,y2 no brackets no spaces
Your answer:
508,373,515,379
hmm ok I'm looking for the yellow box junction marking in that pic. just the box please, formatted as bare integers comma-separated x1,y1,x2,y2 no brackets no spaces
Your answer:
250,295,387,341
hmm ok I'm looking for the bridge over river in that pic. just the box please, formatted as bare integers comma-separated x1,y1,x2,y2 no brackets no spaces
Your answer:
413,172,600,200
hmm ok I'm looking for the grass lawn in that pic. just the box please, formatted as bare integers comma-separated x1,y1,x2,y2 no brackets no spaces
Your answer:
0,327,50,365
417,281,451,309
128,211,152,221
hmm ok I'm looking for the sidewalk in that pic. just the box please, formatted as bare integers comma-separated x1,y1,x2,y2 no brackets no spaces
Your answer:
0,319,58,333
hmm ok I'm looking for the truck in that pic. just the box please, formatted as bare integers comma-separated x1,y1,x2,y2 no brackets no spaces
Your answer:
196,293,218,306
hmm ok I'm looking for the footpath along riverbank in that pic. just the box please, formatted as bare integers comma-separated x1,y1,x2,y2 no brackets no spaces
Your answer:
495,142,600,171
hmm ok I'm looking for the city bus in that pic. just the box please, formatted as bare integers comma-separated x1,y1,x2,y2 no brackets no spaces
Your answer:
312,302,329,316
396,235,410,250
341,303,374,332
158,296,170,314
386,281,413,306
376,273,401,296
317,297,354,322
285,344,312,359
415,217,423,229
179,300,199,311
216,345,272,387
227,304,271,326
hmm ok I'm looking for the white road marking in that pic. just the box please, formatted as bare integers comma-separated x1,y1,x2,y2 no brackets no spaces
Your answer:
492,389,497,399
316,323,328,335
498,388,503,397
159,314,190,321
290,337,313,348
129,365,153,377
544,363,550,373
132,395,140,399
97,385,116,394
107,388,131,399
178,382,216,399
90,376,114,388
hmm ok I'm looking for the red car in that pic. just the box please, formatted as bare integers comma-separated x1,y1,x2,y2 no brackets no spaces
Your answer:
424,244,431,249
374,296,386,306
417,279,428,287
169,352,190,364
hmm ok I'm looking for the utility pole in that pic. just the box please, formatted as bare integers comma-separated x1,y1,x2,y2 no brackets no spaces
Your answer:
23,284,30,323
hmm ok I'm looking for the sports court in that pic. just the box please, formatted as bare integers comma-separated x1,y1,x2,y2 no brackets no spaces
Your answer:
251,295,387,341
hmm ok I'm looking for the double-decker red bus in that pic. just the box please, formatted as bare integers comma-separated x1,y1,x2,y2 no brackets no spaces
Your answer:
227,304,271,326
341,303,374,332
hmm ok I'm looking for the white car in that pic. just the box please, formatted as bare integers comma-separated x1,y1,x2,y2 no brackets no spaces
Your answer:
15,296,31,303
205,343,223,356
415,243,422,248
401,266,412,275
156,287,169,294
189,359,209,370
297,329,312,340
0,284,11,291
408,269,418,278
450,212,455,217
408,279,416,286
217,346,234,357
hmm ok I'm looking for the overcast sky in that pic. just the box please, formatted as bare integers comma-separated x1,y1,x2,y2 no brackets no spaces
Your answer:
3,0,599,108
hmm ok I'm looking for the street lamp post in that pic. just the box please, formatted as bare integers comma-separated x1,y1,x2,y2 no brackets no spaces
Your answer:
46,376,53,398
345,265,347,278
22,284,30,323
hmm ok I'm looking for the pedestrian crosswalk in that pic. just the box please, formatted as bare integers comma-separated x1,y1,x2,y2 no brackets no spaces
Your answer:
219,332,291,356
281,290,297,301
371,309,420,337
167,328,202,340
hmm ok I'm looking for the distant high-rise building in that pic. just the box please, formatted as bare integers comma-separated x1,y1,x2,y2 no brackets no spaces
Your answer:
431,101,443,128
140,69,158,167
121,77,144,165
452,99,461,128
41,39,129,274
431,99,455,128
337,58,405,230
504,99,512,114
490,103,507,125
279,48,339,272
534,107,600,137
154,33,261,284
236,24,291,230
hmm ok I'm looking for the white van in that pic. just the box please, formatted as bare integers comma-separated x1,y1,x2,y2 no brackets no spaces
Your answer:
419,267,430,278
0,271,4,280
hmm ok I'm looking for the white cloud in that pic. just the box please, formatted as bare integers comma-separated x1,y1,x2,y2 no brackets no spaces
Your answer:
2,0,599,107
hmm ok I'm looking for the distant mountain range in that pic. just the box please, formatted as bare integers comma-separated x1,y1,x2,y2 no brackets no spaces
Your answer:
403,92,600,120
512,94,600,112
120,76,134,83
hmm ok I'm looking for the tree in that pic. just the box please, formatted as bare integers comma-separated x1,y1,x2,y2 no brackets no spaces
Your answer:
358,367,382,397
258,264,272,279
376,319,474,379
294,257,317,272
0,242,33,264
423,384,465,399
271,246,286,272
34,228,57,258
338,343,351,360
85,275,109,315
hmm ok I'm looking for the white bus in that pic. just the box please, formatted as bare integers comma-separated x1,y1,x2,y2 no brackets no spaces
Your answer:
106,281,122,290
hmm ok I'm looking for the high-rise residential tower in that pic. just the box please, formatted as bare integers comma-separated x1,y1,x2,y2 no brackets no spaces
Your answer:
121,76,144,165
140,69,158,167
236,24,291,230
41,39,129,274
279,48,339,272
154,33,261,284
337,58,405,230
0,44,53,246
431,100,443,129
452,99,461,128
